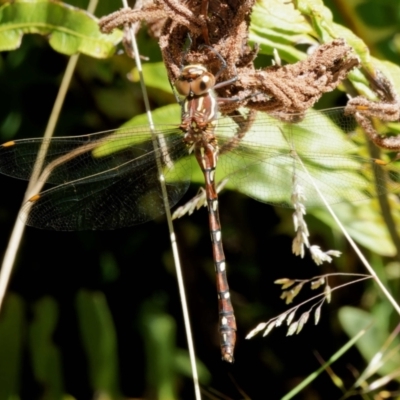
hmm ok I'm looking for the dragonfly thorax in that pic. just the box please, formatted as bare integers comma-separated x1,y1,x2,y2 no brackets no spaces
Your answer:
178,63,220,141
175,64,216,96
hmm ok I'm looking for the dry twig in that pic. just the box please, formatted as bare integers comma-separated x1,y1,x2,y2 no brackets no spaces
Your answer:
345,71,400,151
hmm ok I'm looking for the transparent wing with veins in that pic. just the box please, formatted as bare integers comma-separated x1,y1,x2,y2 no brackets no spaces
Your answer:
0,127,191,230
215,107,400,208
1,107,399,230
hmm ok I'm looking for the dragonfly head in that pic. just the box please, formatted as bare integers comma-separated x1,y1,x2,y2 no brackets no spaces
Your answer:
175,64,216,97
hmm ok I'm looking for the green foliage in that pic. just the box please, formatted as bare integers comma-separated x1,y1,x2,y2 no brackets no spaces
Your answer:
249,0,317,62
29,297,65,400
312,203,397,256
76,290,121,398
0,0,122,57
130,62,173,95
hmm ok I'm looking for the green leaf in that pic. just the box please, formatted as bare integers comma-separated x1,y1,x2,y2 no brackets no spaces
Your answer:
140,307,178,400
92,104,181,158
296,0,359,43
131,62,173,95
0,0,122,57
249,0,318,62
122,103,181,128
249,0,374,68
75,290,120,397
250,0,400,98
0,293,25,400
312,202,397,256
29,297,65,400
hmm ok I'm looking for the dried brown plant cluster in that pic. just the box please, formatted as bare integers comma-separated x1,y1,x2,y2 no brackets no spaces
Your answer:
100,0,257,83
100,1,360,117
234,38,359,118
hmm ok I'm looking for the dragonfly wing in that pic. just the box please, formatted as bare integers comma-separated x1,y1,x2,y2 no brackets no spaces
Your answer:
225,153,381,207
20,139,191,230
217,108,399,207
0,127,182,184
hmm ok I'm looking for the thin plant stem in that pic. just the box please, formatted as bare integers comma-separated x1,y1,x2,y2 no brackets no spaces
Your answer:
120,1,201,398
0,0,99,311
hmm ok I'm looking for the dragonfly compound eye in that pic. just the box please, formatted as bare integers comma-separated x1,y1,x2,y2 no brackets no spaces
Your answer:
191,72,216,95
175,65,216,96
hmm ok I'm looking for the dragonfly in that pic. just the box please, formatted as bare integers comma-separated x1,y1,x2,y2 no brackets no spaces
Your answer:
0,64,399,363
